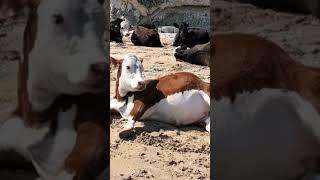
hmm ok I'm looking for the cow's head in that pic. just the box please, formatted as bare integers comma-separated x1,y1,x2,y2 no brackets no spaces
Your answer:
120,16,133,37
111,54,145,97
110,18,123,43
24,0,107,111
173,22,188,47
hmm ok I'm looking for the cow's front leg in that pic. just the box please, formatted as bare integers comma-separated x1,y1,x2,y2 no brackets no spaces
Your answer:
123,116,135,131
120,101,145,138
64,122,107,180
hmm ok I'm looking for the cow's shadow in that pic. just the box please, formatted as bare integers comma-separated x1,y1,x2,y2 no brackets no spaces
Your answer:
110,115,207,141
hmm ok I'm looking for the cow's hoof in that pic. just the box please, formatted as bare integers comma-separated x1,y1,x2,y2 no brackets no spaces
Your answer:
119,129,135,140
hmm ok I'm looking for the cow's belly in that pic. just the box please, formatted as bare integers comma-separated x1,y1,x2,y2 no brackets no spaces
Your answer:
140,90,209,125
214,89,320,179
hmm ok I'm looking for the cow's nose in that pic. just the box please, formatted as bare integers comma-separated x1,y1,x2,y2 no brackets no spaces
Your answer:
138,81,145,87
90,62,108,84
91,62,107,74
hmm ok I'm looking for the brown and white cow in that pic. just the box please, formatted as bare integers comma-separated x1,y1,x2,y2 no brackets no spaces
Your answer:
212,32,320,179
110,54,210,142
0,0,108,179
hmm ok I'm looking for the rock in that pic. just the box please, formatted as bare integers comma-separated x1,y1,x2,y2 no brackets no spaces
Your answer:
110,0,210,29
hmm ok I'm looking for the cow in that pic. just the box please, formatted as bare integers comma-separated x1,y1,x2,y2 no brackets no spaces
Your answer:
110,18,123,43
119,16,132,37
173,22,209,48
223,0,320,18
131,26,163,47
110,54,210,142
0,0,108,179
174,42,210,66
212,32,320,179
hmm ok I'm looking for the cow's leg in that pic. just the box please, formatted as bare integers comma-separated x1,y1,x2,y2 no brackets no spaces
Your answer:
203,116,210,144
29,105,77,180
204,116,210,133
123,116,135,131
64,122,107,180
119,101,146,138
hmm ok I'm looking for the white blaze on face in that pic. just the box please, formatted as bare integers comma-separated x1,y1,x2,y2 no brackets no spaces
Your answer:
118,54,145,97
28,0,106,111
120,17,131,37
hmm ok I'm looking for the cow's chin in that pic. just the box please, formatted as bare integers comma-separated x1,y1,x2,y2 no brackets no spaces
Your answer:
132,86,146,92
79,81,107,94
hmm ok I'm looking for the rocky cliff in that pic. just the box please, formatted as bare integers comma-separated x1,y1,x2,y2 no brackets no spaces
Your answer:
110,0,210,29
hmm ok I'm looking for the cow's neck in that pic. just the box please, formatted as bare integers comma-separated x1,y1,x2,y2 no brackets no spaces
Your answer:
115,81,132,103
114,65,130,102
14,5,49,127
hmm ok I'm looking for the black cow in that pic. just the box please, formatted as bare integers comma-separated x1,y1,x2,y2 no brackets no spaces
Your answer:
110,18,123,43
174,42,210,66
131,26,163,47
173,22,209,48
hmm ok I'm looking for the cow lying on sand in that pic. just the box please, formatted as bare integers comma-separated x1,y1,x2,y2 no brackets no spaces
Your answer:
110,18,124,43
110,54,210,142
131,26,163,47
0,0,108,179
173,22,209,48
174,42,210,66
212,32,320,179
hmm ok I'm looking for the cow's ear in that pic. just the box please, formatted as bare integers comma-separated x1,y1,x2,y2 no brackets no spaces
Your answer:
110,57,123,67
139,58,144,63
173,23,179,28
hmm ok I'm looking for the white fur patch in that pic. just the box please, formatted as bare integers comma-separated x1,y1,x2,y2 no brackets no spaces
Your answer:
29,105,77,180
0,115,50,159
110,95,135,119
123,116,135,131
214,88,320,142
140,89,210,126
213,88,320,179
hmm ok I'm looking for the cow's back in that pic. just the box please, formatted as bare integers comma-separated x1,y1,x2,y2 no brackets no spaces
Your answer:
212,33,294,100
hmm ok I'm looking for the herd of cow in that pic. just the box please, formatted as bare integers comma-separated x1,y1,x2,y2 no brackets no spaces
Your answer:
110,17,210,66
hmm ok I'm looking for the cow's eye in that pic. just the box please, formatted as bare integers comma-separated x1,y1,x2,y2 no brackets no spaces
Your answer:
126,66,130,70
52,14,64,25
